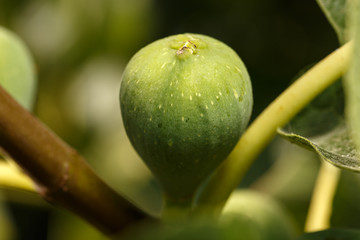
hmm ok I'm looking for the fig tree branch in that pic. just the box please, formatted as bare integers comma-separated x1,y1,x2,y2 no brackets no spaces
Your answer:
0,86,154,234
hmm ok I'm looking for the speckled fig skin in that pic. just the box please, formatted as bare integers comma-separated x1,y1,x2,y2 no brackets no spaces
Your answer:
120,33,253,199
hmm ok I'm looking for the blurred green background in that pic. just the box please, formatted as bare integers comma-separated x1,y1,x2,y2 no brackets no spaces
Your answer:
2,0,360,239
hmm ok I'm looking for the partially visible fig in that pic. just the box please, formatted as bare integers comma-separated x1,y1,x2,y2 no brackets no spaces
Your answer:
0,26,37,110
220,190,298,240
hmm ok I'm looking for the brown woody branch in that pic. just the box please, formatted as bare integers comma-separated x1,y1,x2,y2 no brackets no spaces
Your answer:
0,86,154,234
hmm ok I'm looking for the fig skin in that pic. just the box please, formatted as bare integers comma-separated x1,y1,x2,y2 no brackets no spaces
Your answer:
0,26,36,110
120,33,253,199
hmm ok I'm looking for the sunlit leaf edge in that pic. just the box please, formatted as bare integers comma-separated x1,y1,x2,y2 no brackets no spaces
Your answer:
277,128,360,172
316,0,347,43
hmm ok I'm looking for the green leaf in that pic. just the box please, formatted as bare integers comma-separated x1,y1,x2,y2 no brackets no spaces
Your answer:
316,0,347,43
344,0,360,157
296,228,360,240
277,81,360,172
278,125,360,171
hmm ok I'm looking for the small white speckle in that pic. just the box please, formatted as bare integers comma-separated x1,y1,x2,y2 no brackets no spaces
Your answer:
201,56,205,60
149,116,152,121
216,96,219,100
181,92,184,97
161,63,167,69
170,82,173,86
205,105,209,109
200,113,204,117
172,60,176,66
235,66,241,73
219,91,222,96
190,95,192,100
198,93,201,97
182,116,185,121
171,93,173,97
171,103,173,107
233,89,239,99
226,65,231,70
211,101,214,105
158,104,162,109
136,79,140,84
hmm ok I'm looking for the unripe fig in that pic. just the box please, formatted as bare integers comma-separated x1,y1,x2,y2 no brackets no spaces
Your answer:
220,190,298,240
0,26,36,110
120,33,252,200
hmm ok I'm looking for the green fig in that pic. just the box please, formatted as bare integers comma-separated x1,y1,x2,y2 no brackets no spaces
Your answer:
220,190,298,240
0,26,37,110
120,33,252,200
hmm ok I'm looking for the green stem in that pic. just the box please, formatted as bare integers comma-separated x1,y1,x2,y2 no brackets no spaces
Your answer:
194,41,353,217
161,196,193,222
304,160,340,232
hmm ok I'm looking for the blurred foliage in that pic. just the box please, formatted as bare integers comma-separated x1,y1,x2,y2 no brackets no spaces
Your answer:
122,190,298,240
121,219,260,240
251,138,320,230
297,228,360,239
0,193,15,240
1,0,358,239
